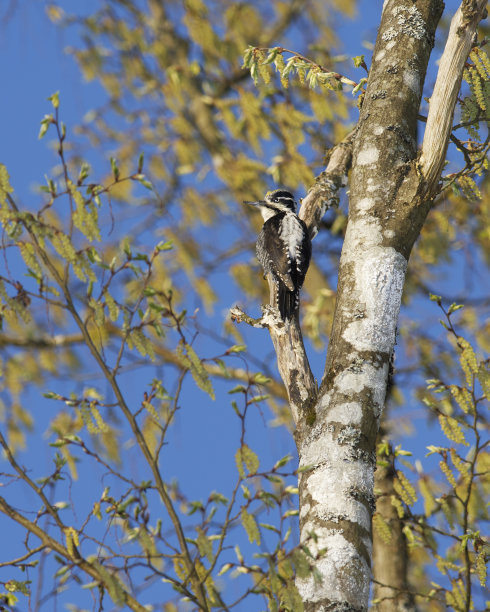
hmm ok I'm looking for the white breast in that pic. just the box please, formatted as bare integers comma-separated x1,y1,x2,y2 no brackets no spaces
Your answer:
280,213,304,264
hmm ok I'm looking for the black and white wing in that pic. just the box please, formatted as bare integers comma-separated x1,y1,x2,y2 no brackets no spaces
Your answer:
256,215,295,291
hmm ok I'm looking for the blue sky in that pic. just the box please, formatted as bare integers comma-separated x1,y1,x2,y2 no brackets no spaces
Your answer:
0,1,487,610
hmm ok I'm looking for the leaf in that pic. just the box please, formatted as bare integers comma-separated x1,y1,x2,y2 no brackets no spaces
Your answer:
352,55,365,68
252,372,270,384
48,91,60,109
352,77,367,95
447,302,464,314
394,471,417,506
177,342,215,399
449,385,474,414
135,175,154,190
262,47,279,65
218,562,232,576
458,337,478,388
137,152,144,173
38,114,53,139
273,454,293,470
438,414,468,445
110,157,120,181
5,580,31,595
477,363,490,400
155,240,173,252
241,508,260,544
235,444,259,477
228,384,246,394
228,344,246,353
196,527,213,563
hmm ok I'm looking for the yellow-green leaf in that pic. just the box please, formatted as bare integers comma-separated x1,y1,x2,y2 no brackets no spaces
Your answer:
241,508,260,544
373,512,392,544
458,337,478,388
235,444,259,477
177,342,215,399
438,414,468,446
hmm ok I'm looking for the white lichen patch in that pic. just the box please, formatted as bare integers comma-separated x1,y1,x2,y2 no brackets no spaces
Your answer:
403,69,420,95
300,502,310,519
341,216,383,265
342,246,407,353
393,5,426,40
382,27,397,42
357,147,379,166
334,363,389,419
299,434,373,531
296,531,370,608
373,125,384,135
327,401,363,425
375,49,386,61
357,197,375,211
384,229,395,238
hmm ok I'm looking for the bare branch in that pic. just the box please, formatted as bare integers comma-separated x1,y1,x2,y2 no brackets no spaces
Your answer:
265,309,317,428
231,305,316,426
0,545,45,568
420,0,487,194
300,128,356,238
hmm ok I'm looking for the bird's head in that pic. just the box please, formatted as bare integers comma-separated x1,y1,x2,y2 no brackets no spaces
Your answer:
244,189,297,221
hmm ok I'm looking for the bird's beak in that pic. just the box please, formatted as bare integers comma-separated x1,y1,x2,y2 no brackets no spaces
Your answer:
243,200,265,207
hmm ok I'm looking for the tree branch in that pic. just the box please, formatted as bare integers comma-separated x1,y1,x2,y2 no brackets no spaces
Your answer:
299,128,356,239
0,330,288,401
419,0,487,194
231,305,316,427
0,496,148,612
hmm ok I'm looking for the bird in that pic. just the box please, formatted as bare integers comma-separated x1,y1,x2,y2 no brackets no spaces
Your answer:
245,189,311,321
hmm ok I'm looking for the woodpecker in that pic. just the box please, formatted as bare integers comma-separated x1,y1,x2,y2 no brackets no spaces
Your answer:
245,189,311,321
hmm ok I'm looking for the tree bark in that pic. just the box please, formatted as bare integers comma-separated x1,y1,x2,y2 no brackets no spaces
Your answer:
372,441,415,612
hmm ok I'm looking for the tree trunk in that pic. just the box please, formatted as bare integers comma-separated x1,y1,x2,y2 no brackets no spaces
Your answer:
372,440,415,611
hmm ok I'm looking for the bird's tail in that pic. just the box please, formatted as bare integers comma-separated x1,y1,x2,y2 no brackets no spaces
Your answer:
278,284,298,320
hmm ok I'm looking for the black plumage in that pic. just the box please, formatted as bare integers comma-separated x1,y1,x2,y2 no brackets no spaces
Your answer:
249,190,311,320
